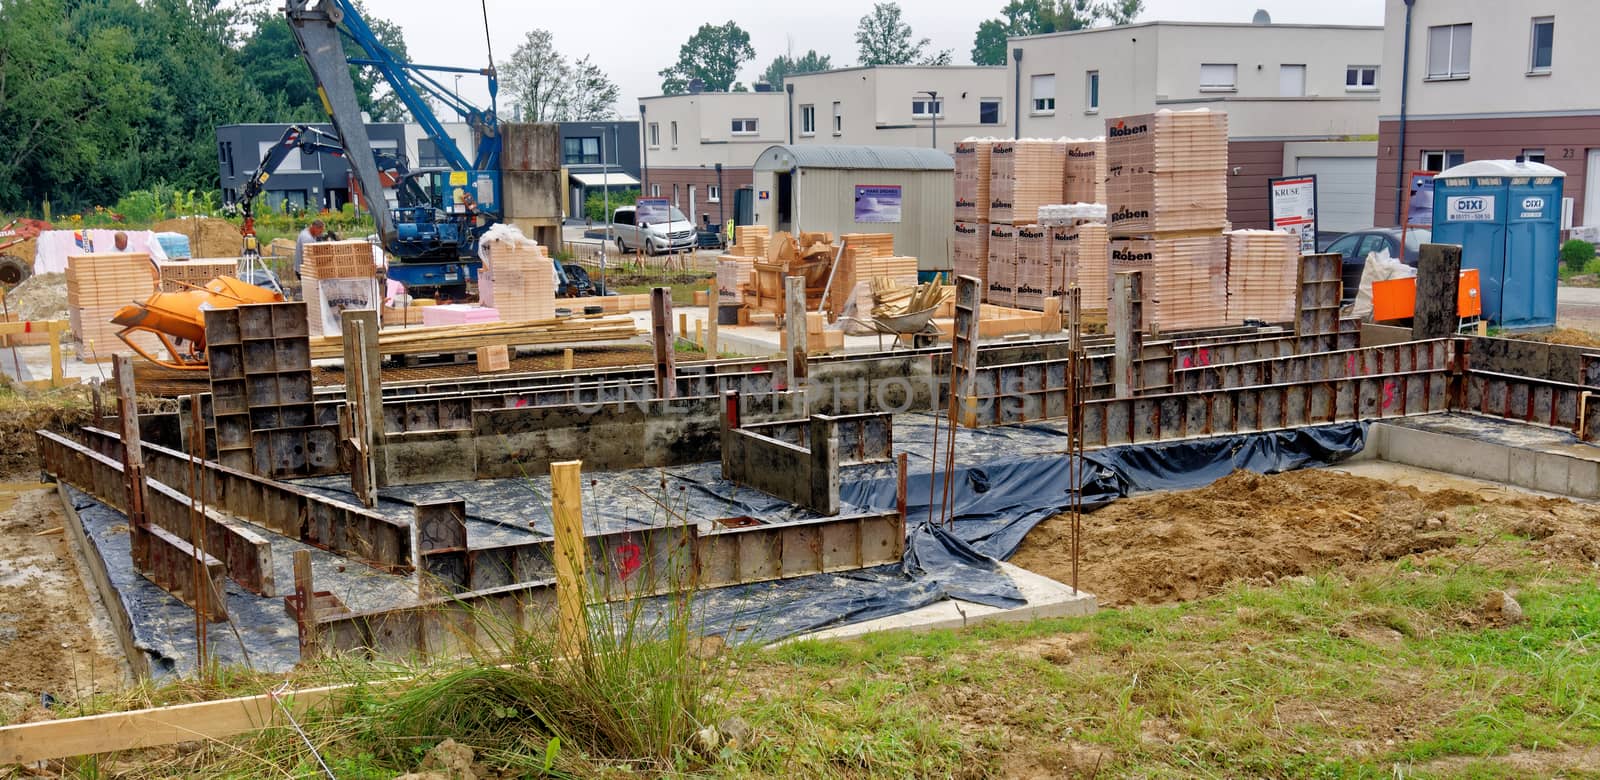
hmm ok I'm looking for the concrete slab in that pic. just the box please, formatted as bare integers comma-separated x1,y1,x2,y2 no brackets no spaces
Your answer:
789,563,1097,643
1373,416,1600,499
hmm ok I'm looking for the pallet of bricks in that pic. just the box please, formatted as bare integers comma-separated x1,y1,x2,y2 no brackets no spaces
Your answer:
478,232,556,322
987,139,1065,310
154,258,239,292
953,138,994,294
1039,204,1109,313
716,225,770,305
300,240,379,337
65,252,162,362
832,233,916,320
1104,109,1230,331
1063,138,1107,205
1225,230,1300,323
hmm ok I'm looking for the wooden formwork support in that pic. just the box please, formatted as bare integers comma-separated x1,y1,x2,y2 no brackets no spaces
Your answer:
651,287,676,400
340,308,382,503
1111,271,1143,399
951,275,981,428
551,460,586,658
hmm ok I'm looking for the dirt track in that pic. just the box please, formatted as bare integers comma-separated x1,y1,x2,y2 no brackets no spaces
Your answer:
1013,468,1600,607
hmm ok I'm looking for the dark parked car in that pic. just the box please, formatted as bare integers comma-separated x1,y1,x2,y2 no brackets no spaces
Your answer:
1320,227,1432,302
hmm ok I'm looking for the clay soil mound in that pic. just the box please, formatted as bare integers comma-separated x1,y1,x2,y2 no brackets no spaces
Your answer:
1012,468,1596,607
151,217,243,259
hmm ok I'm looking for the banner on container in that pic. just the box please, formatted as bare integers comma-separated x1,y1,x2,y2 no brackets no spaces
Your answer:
636,197,671,225
854,184,903,223
1407,172,1436,227
1268,175,1318,254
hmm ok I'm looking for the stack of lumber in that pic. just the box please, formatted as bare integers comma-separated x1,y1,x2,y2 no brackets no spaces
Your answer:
989,140,1066,225
1064,138,1107,204
871,280,951,319
840,233,895,259
1109,234,1228,330
731,225,770,258
1226,229,1300,322
1105,110,1229,236
381,302,435,327
1014,225,1052,311
478,235,556,321
840,250,919,318
1076,223,1110,310
954,139,994,222
308,315,641,360
66,252,161,360
155,258,237,292
986,224,1018,306
300,240,379,337
423,305,501,326
716,255,754,302
953,221,988,289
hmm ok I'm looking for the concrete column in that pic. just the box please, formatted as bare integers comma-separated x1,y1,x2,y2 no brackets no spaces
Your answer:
1412,243,1463,341
785,275,808,386
651,287,676,399
807,415,840,516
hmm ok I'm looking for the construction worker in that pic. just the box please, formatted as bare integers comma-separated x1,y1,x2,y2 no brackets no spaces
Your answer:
294,219,325,278
112,231,129,251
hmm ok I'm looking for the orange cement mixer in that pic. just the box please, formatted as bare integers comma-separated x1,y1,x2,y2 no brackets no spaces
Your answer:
111,276,285,371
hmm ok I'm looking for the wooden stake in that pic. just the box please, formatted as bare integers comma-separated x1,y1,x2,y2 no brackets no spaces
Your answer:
292,549,318,659
111,356,149,568
550,460,587,658
562,347,574,371
707,282,720,356
695,319,703,350
650,288,676,399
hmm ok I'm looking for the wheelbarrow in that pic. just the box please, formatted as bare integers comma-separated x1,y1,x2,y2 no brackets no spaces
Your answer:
843,305,942,350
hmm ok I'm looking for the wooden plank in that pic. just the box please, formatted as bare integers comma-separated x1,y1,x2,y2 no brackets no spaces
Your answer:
551,460,586,658
0,682,348,764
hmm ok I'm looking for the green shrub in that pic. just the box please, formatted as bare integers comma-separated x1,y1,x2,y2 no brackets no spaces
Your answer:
583,188,639,222
1561,239,1596,269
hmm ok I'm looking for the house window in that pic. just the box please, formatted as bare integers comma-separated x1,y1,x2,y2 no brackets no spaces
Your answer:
1530,17,1554,73
562,137,601,165
1346,65,1378,91
979,98,1001,125
1427,24,1471,79
1030,73,1056,114
832,102,842,134
418,138,448,167
648,123,660,148
1422,150,1465,172
670,121,679,148
672,184,679,206
911,97,943,118
708,185,721,202
800,104,816,135
259,140,307,173
1279,64,1306,97
731,118,758,135
1200,63,1237,91
1085,71,1099,111
1522,148,1547,164
650,183,660,197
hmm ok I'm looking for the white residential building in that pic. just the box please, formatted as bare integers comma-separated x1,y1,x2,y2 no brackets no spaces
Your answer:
1010,20,1384,231
785,66,1008,153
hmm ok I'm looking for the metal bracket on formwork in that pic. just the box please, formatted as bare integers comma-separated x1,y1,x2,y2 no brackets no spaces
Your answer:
784,275,809,396
951,275,981,428
651,288,676,400
1112,271,1144,399
341,308,382,504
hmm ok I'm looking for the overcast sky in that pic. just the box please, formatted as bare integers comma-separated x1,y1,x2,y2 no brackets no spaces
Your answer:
378,0,1386,118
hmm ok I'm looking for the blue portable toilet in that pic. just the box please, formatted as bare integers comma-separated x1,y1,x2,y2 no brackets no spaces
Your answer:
1432,160,1566,328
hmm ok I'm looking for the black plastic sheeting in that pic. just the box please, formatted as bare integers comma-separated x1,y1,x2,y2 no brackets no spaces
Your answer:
687,422,1369,644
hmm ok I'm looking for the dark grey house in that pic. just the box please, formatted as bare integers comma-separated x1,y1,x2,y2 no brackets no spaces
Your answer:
215,122,408,213
558,121,640,218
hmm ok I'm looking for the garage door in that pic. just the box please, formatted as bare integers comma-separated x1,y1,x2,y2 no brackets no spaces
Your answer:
1296,156,1378,233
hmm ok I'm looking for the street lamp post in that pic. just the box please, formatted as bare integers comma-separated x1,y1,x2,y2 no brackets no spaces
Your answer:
599,126,610,294
919,90,939,149
454,75,463,100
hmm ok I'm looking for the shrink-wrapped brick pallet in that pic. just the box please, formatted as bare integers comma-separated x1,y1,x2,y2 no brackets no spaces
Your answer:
1076,223,1110,311
1064,138,1106,205
301,240,379,337
986,224,1018,306
954,139,994,222
989,140,1066,225
1049,225,1078,301
1226,229,1300,323
66,252,162,360
716,255,754,302
1105,110,1229,236
732,225,770,258
1109,234,1229,331
156,258,238,292
1014,224,1052,311
479,235,556,322
953,221,989,290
